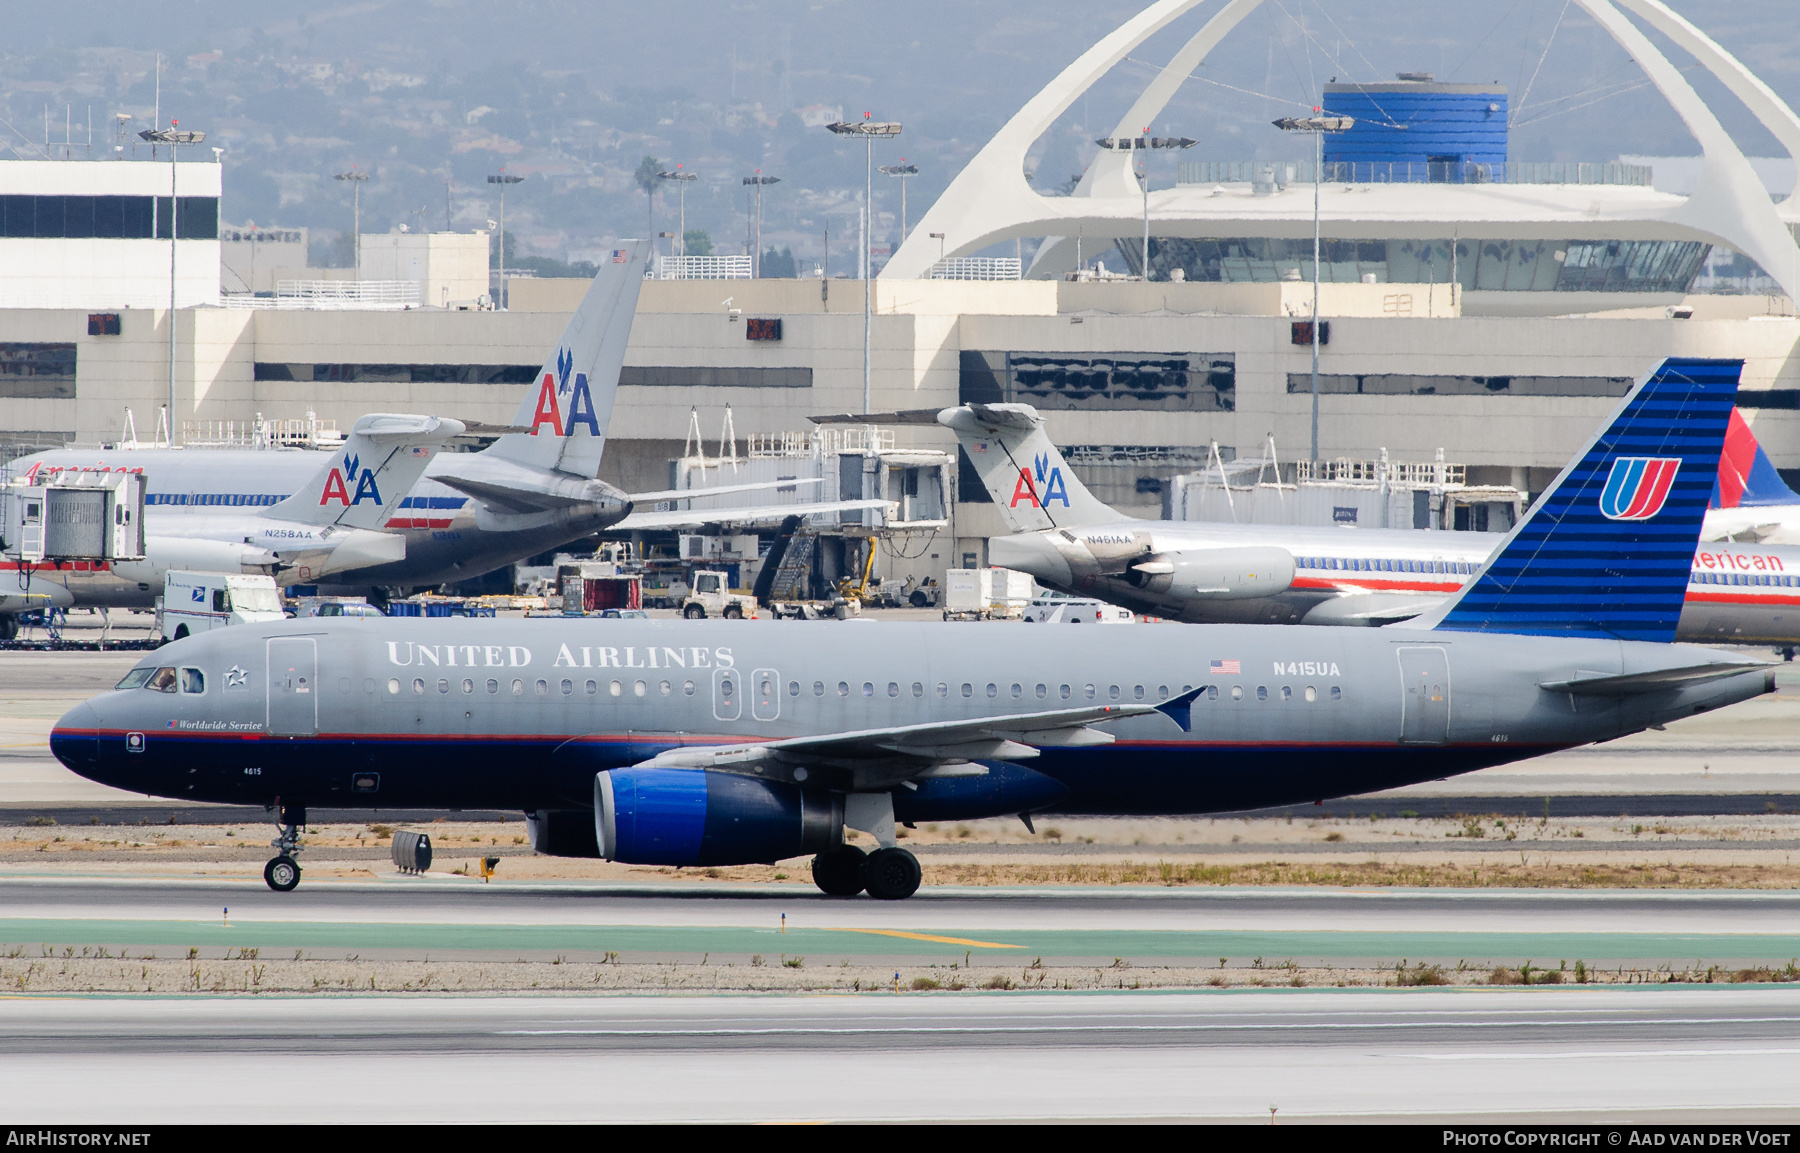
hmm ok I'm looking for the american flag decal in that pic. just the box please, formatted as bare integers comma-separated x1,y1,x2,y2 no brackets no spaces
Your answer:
1209,659,1239,675
611,249,628,263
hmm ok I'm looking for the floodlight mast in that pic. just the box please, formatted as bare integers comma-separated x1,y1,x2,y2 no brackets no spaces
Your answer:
139,122,205,445
657,167,698,260
741,173,781,277
487,171,524,308
1273,114,1353,464
878,162,919,239
333,168,369,278
1095,134,1195,281
826,116,901,415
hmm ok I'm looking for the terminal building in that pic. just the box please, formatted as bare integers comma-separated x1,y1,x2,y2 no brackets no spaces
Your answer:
3,0,1799,594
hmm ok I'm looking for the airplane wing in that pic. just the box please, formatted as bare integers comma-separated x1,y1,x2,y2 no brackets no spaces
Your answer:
629,478,822,503
629,690,1203,790
614,498,892,532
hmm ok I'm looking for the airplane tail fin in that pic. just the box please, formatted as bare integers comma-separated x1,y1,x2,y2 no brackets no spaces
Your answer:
1713,407,1800,508
1416,357,1741,642
483,239,651,478
267,413,467,529
935,403,1120,531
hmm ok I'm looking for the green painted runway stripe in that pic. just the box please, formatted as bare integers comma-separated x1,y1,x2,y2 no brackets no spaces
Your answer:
4,920,1800,962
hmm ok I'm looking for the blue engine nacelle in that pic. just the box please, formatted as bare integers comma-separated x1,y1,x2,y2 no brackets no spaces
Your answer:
891,763,1070,824
595,768,843,866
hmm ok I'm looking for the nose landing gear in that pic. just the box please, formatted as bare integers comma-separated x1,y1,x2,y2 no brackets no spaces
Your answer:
263,801,305,892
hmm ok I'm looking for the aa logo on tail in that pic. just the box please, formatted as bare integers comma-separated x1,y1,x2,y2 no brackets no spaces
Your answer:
1599,456,1681,521
1009,452,1071,509
528,345,601,438
318,452,383,506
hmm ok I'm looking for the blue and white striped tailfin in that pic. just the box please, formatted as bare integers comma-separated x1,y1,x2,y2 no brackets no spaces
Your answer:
1424,357,1741,642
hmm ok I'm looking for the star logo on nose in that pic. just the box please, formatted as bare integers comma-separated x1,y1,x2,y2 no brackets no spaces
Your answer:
226,665,248,687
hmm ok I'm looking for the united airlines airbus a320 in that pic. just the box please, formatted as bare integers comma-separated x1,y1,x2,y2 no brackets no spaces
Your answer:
51,360,1772,899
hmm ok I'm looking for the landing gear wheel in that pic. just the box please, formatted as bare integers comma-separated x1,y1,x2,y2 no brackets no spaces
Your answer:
264,855,301,892
861,847,922,900
811,845,868,896
683,604,706,619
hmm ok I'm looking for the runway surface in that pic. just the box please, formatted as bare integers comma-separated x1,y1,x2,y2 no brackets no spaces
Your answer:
6,876,1800,967
5,987,1799,1122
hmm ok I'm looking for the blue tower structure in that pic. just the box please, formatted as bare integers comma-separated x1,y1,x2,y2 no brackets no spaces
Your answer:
1322,75,1507,181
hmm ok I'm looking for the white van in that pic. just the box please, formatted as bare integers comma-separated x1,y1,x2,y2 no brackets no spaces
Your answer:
158,571,287,641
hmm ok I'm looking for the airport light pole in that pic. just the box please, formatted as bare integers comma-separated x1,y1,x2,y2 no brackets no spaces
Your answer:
826,116,901,415
741,172,780,277
140,122,204,446
1095,134,1195,281
878,162,918,241
1273,114,1353,463
657,167,698,262
332,168,369,279
487,171,523,308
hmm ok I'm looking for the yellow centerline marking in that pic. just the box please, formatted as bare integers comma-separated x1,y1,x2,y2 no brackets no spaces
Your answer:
824,928,1022,949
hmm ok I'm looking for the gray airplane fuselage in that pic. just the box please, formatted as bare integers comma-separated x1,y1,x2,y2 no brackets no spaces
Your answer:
51,618,1771,816
5,449,627,606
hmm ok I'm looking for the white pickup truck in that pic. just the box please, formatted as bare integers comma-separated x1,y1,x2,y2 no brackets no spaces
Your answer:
158,571,287,642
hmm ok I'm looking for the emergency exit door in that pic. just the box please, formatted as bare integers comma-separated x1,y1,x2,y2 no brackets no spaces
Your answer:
1396,646,1450,745
267,638,318,736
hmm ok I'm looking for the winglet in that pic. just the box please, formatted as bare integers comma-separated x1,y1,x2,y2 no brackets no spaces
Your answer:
1154,685,1207,733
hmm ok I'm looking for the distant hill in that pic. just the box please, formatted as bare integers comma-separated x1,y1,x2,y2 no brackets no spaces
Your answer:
2,0,1793,267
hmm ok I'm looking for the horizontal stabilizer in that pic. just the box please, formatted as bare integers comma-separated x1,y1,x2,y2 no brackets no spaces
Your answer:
1540,662,1772,696
432,454,630,517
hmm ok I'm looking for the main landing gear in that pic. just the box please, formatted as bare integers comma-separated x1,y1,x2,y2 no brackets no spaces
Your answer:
264,802,305,892
810,844,921,900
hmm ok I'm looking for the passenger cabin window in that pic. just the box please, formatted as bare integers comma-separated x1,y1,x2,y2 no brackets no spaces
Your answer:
1331,686,1342,701
814,681,824,696
1010,683,1022,699
1108,685,1120,700
1231,686,1243,701
387,678,401,695
117,668,154,690
1280,685,1292,701
1304,686,1317,702
961,683,973,698
146,667,178,693
789,681,800,697
838,682,850,697
180,668,204,694
1257,686,1269,701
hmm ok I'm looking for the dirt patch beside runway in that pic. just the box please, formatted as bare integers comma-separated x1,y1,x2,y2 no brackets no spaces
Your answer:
2,951,1797,996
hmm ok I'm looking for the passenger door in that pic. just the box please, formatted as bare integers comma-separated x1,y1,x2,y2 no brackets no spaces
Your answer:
267,638,318,737
1396,646,1449,745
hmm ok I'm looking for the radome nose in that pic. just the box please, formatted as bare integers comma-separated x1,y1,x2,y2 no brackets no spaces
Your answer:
50,701,103,775
988,533,1071,585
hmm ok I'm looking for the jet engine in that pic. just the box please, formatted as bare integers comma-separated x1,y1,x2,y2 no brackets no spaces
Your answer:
594,767,842,866
1125,546,1296,600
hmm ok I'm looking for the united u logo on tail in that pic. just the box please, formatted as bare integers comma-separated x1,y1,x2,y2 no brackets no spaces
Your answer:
318,451,383,506
528,346,601,438
1009,452,1072,509
1599,456,1681,521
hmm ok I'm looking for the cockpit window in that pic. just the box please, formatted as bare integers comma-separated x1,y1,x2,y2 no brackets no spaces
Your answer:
115,668,154,690
180,668,205,694
145,667,178,693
